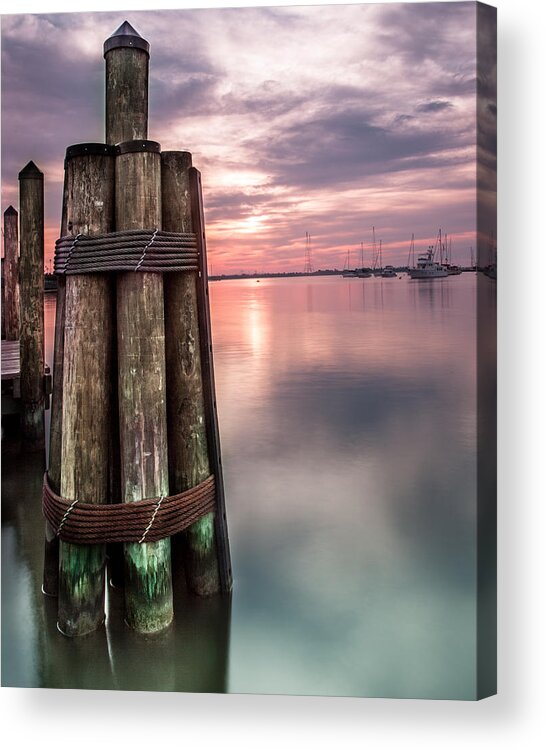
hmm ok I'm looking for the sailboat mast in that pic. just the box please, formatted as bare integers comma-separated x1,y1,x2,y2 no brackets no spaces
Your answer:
407,233,415,268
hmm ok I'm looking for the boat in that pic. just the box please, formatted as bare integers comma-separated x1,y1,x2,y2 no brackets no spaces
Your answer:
482,232,497,279
444,264,462,275
355,267,373,278
354,242,372,277
408,246,448,279
44,273,58,292
441,235,461,274
342,248,357,277
371,227,383,276
380,264,397,278
483,264,497,280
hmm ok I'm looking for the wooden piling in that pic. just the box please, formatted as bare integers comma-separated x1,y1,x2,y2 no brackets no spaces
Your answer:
43,169,69,596
18,161,45,451
116,140,173,633
57,145,116,636
103,21,150,592
3,206,20,341
189,167,233,594
104,21,149,145
162,151,222,595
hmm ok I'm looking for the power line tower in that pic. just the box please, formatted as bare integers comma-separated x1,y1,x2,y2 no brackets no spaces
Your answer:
304,231,314,274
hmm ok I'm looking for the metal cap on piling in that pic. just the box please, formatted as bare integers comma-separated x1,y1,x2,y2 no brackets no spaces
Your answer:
18,160,43,180
103,21,150,56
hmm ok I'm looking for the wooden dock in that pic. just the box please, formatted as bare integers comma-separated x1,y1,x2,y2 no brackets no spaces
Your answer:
1,339,51,416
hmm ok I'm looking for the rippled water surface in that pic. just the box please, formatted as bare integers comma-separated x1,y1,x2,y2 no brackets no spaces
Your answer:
2,274,492,698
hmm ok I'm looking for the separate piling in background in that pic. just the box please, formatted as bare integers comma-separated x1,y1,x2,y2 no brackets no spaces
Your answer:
116,140,173,633
57,145,116,636
18,161,45,451
3,206,20,341
162,151,221,595
43,170,69,596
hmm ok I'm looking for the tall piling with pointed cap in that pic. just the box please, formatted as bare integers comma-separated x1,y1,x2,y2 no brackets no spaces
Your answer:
57,143,116,636
106,23,173,633
103,22,150,591
3,206,20,342
18,161,45,451
104,21,149,145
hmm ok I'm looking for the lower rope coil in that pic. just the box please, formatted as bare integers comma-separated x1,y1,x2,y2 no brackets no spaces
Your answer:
42,473,216,545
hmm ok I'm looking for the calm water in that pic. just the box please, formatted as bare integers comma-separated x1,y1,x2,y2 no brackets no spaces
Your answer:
2,274,491,698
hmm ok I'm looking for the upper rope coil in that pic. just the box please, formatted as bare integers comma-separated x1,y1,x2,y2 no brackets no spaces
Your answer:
54,229,199,275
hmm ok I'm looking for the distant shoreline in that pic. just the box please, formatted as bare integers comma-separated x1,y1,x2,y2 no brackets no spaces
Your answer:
40,267,481,292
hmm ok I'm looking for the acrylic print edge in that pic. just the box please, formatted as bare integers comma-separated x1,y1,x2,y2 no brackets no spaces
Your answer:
476,0,497,701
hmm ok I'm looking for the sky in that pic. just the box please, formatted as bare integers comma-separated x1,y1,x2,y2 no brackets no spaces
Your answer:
1,2,495,273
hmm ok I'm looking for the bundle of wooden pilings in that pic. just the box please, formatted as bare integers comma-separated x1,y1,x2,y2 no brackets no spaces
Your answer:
42,21,232,636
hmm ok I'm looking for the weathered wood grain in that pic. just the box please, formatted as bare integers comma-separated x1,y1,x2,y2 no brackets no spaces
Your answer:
3,206,20,342
57,150,115,636
162,151,221,595
42,169,68,597
104,26,150,590
116,145,173,633
189,167,233,594
105,47,148,145
18,162,45,451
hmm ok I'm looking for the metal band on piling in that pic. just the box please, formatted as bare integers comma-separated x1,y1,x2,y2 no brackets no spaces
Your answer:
65,143,118,165
115,140,160,155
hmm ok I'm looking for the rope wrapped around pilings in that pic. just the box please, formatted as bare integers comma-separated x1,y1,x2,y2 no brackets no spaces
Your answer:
42,472,216,544
54,229,199,275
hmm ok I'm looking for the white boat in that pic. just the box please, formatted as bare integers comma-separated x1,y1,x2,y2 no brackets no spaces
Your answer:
342,244,373,278
408,247,448,279
381,265,397,278
441,235,461,274
342,248,357,277
371,228,383,275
